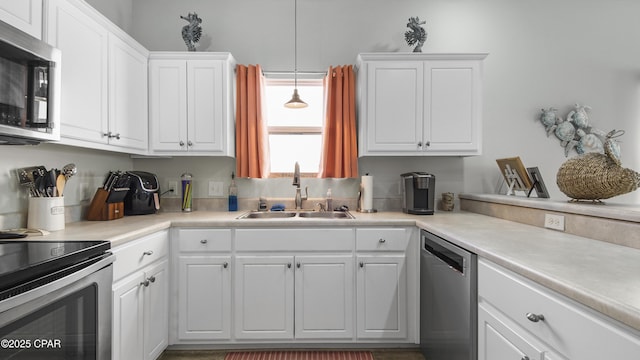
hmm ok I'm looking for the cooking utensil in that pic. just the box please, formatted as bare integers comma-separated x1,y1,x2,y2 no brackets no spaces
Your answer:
56,174,66,196
62,163,77,179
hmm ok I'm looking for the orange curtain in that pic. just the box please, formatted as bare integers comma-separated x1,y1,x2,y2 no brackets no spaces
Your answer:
235,64,270,178
319,65,358,178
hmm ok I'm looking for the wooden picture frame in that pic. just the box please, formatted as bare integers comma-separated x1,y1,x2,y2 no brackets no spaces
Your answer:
496,157,533,194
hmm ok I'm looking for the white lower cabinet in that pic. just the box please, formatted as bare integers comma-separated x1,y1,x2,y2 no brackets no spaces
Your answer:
233,254,354,340
171,226,418,345
478,258,640,360
173,228,232,342
112,230,169,360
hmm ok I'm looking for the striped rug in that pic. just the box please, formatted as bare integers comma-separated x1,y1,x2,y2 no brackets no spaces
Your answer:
224,351,374,360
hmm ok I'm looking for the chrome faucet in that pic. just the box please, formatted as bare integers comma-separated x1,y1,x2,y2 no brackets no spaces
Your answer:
293,162,308,209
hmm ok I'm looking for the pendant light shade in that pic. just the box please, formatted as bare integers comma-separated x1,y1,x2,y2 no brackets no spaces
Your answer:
284,0,307,108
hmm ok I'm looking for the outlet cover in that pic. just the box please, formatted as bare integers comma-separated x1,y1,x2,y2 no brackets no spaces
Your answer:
544,213,565,231
208,181,224,197
168,181,178,197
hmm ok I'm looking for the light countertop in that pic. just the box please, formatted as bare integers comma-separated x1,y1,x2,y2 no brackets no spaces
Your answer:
32,209,640,333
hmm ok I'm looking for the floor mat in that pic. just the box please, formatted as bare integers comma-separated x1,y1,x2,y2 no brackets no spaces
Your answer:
224,351,374,360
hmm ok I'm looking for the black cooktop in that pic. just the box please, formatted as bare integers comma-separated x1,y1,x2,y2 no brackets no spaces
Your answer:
0,240,111,300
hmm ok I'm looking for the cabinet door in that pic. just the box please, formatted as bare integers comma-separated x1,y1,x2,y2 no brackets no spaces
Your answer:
112,273,144,360
295,255,354,340
234,256,294,339
424,60,481,154
149,59,188,152
143,260,168,360
0,0,42,39
363,61,423,153
478,303,544,360
45,0,109,144
178,256,231,340
108,33,148,152
187,60,224,153
356,254,407,339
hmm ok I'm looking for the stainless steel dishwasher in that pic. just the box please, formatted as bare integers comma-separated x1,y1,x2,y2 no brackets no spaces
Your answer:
420,230,477,360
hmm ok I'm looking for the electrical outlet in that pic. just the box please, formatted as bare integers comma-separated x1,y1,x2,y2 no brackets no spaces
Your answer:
168,181,178,197
208,181,224,196
80,182,90,201
544,213,565,231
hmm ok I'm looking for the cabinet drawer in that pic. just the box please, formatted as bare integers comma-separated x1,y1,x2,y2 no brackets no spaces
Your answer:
478,259,640,359
356,228,409,251
235,228,353,252
178,228,232,252
112,230,168,281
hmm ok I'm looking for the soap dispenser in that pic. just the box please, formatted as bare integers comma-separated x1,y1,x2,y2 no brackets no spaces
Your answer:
326,188,333,212
228,172,238,211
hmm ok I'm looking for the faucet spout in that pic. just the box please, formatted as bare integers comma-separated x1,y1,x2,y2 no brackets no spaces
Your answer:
293,162,307,209
293,161,301,187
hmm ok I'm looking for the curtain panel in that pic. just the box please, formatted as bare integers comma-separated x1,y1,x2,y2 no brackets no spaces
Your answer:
319,65,358,178
235,64,270,178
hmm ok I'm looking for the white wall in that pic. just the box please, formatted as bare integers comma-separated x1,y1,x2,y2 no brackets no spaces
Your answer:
3,0,638,225
125,0,640,204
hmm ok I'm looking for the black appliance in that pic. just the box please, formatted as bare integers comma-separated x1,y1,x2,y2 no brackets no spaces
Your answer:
124,171,160,215
401,172,436,215
0,20,61,144
0,240,114,360
420,230,477,360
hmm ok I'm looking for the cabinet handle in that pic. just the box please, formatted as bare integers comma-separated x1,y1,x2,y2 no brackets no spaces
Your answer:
143,250,153,256
140,279,150,287
417,141,422,148
287,263,292,269
521,357,530,360
359,261,364,268
425,141,430,147
113,133,121,140
200,239,208,244
148,276,156,283
103,132,111,138
187,140,193,146
379,238,386,243
526,313,545,322
296,262,301,268
179,141,185,146
223,262,228,268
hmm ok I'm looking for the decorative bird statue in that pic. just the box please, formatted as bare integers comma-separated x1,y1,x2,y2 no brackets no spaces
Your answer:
180,12,202,51
405,17,427,52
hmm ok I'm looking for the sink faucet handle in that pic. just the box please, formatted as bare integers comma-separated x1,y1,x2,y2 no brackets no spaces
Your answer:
315,202,326,212
258,197,268,211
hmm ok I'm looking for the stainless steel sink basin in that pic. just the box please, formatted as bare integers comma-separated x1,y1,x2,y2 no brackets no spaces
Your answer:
297,211,354,219
237,211,297,219
237,210,354,219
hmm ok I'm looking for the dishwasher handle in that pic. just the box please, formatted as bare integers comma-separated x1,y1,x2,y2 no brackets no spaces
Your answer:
422,231,470,274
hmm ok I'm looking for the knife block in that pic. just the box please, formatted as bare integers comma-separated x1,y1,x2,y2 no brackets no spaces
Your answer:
87,188,124,221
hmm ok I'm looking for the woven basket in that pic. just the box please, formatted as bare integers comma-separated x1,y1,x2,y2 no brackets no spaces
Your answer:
556,150,640,201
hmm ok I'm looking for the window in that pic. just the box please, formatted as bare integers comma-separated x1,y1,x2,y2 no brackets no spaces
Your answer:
263,75,324,176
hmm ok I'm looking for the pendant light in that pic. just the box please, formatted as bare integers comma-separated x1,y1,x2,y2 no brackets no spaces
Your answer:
284,0,308,108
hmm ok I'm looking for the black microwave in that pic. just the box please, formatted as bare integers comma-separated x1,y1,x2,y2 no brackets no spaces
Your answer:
0,20,60,145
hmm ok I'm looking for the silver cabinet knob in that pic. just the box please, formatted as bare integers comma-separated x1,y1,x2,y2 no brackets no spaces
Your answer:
223,262,228,268
521,357,530,360
526,313,545,322
143,250,153,256
417,141,422,148
103,132,111,138
140,279,150,287
379,238,386,243
113,133,121,140
148,276,156,283
200,239,208,244
187,140,193,146
296,262,301,268
359,261,364,268
179,141,185,146
425,141,431,147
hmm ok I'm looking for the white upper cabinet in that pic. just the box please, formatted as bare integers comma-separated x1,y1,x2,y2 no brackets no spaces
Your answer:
0,0,42,39
149,52,235,156
44,0,149,154
356,53,487,156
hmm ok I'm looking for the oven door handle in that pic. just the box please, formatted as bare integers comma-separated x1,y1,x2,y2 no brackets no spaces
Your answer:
0,254,114,313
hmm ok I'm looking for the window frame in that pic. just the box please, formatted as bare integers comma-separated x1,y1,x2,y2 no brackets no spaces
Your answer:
263,74,325,178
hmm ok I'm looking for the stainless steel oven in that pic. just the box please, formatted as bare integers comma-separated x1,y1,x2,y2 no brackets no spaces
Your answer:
0,241,114,360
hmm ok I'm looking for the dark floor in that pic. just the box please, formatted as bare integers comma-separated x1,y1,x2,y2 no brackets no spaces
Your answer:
159,349,426,360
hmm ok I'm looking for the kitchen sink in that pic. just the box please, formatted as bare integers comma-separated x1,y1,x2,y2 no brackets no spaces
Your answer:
237,211,297,219
297,211,354,219
237,210,354,219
